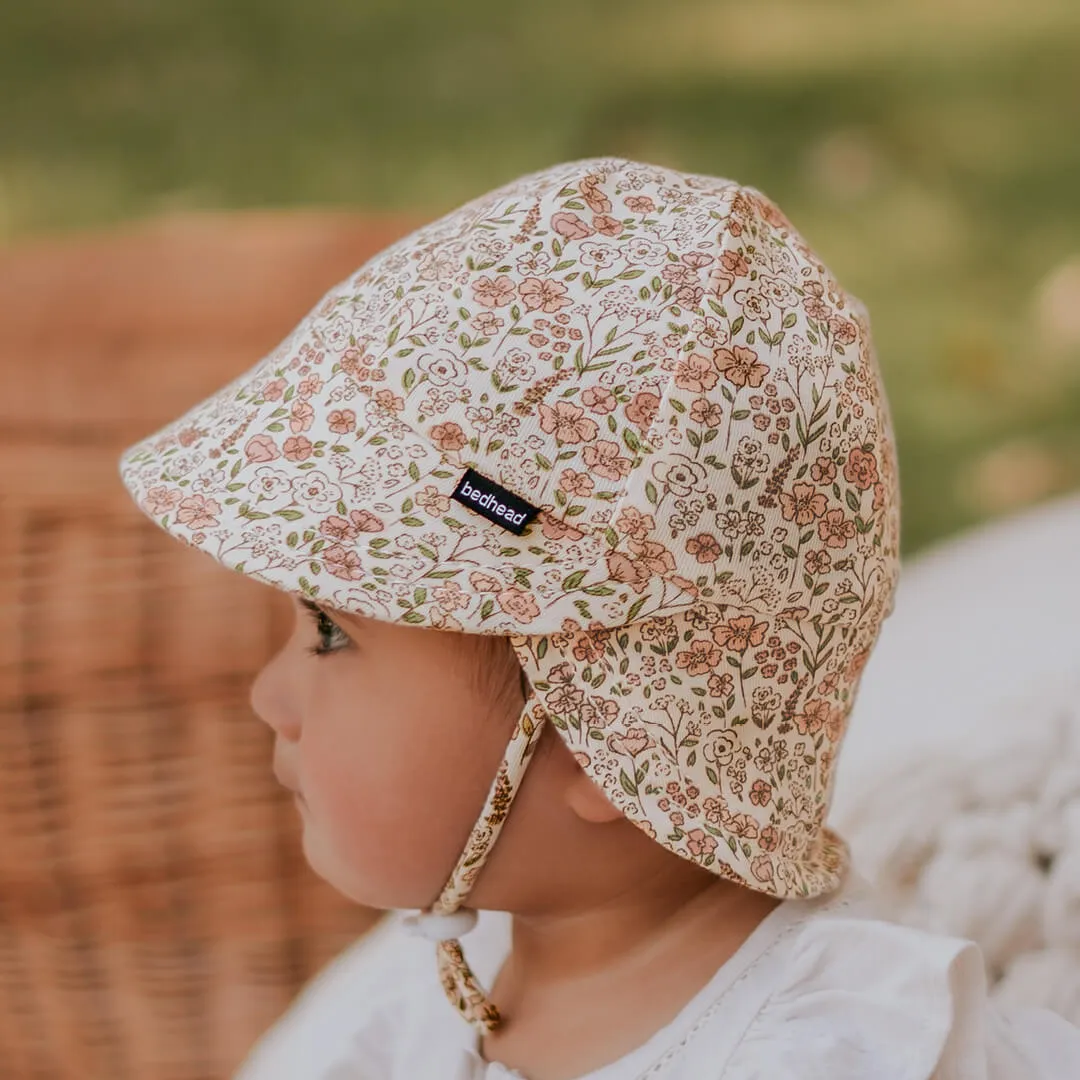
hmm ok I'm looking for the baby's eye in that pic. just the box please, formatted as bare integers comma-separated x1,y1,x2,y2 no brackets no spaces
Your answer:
301,600,350,656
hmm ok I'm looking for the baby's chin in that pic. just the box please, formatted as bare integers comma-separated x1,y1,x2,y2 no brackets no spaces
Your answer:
297,816,440,913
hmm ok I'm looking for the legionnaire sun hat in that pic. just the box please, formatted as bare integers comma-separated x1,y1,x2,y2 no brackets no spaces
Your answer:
119,158,901,1031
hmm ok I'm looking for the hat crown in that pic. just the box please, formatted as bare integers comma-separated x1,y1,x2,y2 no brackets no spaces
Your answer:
280,158,897,629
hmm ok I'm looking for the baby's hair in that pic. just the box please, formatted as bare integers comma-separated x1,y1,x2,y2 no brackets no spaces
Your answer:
456,632,530,725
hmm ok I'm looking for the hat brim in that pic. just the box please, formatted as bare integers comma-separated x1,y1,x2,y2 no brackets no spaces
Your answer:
119,351,603,635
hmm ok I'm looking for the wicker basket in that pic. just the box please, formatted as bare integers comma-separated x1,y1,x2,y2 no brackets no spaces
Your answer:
0,212,413,1080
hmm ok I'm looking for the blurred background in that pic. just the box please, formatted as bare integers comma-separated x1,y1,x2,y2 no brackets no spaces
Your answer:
1,1,1079,1077
4,0,1080,546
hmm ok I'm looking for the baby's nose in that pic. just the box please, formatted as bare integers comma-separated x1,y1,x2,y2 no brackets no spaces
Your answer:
249,649,302,743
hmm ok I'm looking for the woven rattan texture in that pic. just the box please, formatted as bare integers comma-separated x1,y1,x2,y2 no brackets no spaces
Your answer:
0,213,412,1080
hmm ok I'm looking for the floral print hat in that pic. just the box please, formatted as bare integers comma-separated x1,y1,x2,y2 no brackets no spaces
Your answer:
119,158,901,1032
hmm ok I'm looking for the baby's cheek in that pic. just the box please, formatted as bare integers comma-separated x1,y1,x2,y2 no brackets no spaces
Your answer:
299,752,467,909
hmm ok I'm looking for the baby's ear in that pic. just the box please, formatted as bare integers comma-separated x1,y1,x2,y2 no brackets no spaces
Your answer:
564,768,624,825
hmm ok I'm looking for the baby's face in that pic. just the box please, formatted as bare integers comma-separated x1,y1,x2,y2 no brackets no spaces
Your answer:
249,594,523,910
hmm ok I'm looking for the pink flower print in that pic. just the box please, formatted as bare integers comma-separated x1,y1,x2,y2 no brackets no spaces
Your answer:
261,378,287,402
749,780,772,807
686,829,718,857
175,494,221,530
614,506,654,541
779,482,828,526
693,316,728,351
708,267,735,298
803,296,832,321
689,398,723,427
282,435,313,462
715,345,769,389
592,214,622,237
674,352,719,393
685,533,722,563
712,615,768,654
547,681,586,714
323,544,365,581
676,638,721,677
415,485,450,516
818,508,855,548
810,455,836,483
682,251,714,269
624,195,655,214
752,192,795,230
429,421,468,452
580,696,619,729
468,570,503,592
607,726,655,757
551,212,594,240
720,250,750,276
662,263,697,287
290,401,315,434
320,515,359,542
144,485,182,515
244,435,280,464
582,440,632,481
374,390,404,414
471,311,504,337
829,316,858,345
707,671,734,698
751,855,775,884
297,374,323,400
579,174,612,215
605,549,653,594
519,277,572,314
625,391,660,431
794,698,830,736
843,446,879,491
759,826,779,853
824,705,845,743
327,408,357,435
559,468,595,497
539,513,585,542
432,580,470,612
580,385,618,414
702,797,728,825
727,813,759,839
496,586,540,624
349,509,384,533
537,401,598,443
177,426,201,448
471,275,516,308
804,549,832,575
605,539,674,594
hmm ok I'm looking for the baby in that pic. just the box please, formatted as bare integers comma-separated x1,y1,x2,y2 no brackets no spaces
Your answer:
119,159,1080,1078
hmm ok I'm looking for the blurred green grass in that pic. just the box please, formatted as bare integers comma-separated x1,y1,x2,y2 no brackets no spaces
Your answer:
3,0,1079,552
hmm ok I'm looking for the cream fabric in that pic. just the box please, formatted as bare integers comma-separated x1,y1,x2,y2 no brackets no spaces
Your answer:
234,878,1080,1078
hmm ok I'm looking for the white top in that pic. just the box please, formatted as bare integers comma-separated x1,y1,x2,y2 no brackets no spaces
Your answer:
236,879,1080,1079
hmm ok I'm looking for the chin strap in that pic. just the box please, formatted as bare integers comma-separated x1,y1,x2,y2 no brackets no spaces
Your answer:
402,698,547,1032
